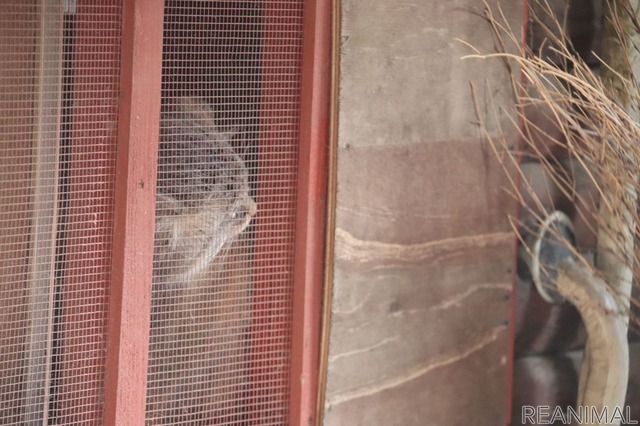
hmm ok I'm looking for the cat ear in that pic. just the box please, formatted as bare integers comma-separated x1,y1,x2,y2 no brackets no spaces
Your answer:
156,193,182,216
225,126,240,137
209,125,239,142
178,96,241,139
176,96,217,128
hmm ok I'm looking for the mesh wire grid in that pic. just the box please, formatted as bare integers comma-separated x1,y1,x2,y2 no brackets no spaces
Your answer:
0,1,303,424
0,1,122,425
146,1,303,425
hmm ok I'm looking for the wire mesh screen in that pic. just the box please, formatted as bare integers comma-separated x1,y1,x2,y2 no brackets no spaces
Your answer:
0,1,121,424
146,1,304,425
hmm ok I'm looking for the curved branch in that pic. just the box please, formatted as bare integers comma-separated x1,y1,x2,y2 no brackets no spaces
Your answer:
556,257,629,422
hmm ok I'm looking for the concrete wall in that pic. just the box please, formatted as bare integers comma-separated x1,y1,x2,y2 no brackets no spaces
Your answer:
322,1,524,424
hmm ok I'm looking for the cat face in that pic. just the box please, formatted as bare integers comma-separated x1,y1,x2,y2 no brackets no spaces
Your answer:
153,98,256,287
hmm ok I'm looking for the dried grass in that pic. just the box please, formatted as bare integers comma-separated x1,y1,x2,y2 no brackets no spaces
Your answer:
461,0,640,335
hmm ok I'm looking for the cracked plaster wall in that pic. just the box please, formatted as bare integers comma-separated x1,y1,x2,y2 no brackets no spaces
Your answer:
322,1,524,424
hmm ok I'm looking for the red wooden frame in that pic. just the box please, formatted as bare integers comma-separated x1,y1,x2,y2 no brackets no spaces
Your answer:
101,0,331,424
289,0,332,424
103,0,163,424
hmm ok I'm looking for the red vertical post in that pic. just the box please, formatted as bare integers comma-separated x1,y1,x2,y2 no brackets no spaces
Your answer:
289,0,332,424
103,0,163,424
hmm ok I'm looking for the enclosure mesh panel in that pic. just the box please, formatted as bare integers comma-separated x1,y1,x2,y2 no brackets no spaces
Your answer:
146,1,304,425
0,2,121,425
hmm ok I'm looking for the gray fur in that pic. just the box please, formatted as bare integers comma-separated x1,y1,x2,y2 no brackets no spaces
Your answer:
153,97,256,288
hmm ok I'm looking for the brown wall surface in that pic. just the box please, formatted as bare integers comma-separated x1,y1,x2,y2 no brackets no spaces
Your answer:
322,1,524,424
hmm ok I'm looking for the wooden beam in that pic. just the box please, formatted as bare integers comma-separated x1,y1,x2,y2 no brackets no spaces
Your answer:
103,0,163,424
289,0,332,424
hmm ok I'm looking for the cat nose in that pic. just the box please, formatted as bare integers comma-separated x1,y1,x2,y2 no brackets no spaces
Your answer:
235,198,257,219
246,198,257,216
